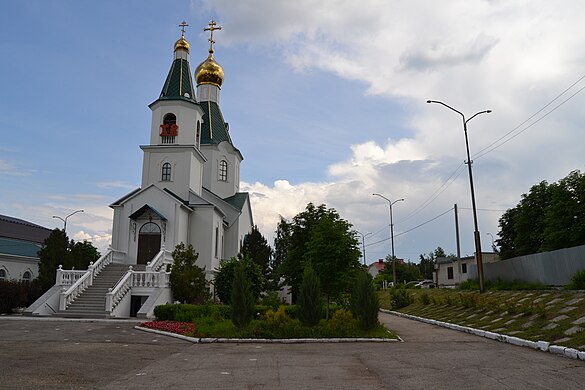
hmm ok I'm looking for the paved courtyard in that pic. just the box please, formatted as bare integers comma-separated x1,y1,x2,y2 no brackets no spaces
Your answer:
1,313,584,389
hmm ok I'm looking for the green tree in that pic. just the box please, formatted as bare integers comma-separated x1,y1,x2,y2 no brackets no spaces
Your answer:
214,257,263,304
231,261,255,329
542,170,585,251
278,203,361,307
271,216,292,288
382,257,421,284
169,243,210,304
497,170,585,259
418,247,453,279
349,271,380,331
297,265,322,326
37,229,100,291
306,210,361,316
240,225,272,287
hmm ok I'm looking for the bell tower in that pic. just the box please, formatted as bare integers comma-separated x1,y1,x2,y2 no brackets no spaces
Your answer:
140,21,206,200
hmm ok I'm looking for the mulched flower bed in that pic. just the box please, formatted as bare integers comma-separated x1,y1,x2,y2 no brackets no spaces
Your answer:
141,320,196,336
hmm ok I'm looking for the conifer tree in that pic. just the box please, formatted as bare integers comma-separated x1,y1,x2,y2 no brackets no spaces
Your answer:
297,265,322,326
350,271,380,331
231,262,255,329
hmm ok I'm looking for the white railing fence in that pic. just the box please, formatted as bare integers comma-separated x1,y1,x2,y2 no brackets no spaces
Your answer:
58,249,116,311
145,248,174,272
105,268,170,314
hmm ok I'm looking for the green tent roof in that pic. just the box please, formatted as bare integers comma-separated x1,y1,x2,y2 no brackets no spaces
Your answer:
158,58,196,103
200,100,231,145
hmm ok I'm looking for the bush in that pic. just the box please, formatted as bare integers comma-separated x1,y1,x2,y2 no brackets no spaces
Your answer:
567,269,585,290
265,305,291,325
390,288,413,309
231,262,255,329
0,280,44,314
459,278,547,291
419,292,431,305
260,291,281,309
297,265,323,326
169,243,210,304
349,272,380,331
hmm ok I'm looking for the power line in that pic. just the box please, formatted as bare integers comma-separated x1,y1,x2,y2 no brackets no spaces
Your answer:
474,74,585,160
399,163,466,224
365,207,454,248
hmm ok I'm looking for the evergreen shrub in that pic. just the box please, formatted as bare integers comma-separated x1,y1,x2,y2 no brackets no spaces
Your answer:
231,262,255,329
297,265,323,326
349,271,380,331
567,269,585,290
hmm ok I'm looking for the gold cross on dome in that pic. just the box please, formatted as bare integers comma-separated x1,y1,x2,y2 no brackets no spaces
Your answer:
204,20,222,52
179,21,189,36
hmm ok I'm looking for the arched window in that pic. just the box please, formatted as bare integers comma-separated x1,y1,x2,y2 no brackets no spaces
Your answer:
161,113,177,144
161,162,172,181
163,113,176,125
219,160,228,181
22,271,31,283
0,269,6,280
140,222,161,234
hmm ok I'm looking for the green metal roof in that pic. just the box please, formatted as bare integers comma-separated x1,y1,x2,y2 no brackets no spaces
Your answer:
158,58,196,103
223,192,249,211
200,100,232,145
0,237,41,258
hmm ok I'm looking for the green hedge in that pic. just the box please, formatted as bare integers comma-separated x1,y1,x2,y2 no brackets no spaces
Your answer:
154,303,299,322
0,280,44,314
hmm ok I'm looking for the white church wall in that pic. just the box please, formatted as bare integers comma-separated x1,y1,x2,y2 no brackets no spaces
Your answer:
200,142,242,199
141,147,204,200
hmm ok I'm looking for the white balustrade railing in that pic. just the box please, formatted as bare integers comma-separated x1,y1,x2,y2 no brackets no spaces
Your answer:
105,268,170,314
105,266,134,313
146,248,173,272
56,267,87,286
59,249,115,311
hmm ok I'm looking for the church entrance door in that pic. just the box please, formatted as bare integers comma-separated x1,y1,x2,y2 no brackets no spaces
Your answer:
137,222,161,265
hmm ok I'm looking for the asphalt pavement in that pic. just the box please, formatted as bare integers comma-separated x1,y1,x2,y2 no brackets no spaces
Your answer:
1,313,584,389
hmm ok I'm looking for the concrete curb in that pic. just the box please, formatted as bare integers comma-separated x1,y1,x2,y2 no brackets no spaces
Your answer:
134,325,399,344
382,309,585,361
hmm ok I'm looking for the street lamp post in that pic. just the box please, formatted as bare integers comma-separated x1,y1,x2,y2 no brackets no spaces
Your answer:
356,231,372,266
487,232,496,252
427,100,491,293
53,209,84,233
372,194,404,286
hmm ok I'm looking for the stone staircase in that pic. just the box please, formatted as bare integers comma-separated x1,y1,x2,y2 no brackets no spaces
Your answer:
56,264,131,318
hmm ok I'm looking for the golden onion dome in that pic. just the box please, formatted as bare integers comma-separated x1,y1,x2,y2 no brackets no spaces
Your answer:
195,52,224,87
174,36,190,53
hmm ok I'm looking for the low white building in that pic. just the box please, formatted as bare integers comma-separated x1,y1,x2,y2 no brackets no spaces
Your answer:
434,252,499,287
0,215,51,282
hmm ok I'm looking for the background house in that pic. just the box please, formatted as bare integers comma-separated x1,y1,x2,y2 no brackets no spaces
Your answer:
434,252,499,287
0,215,51,282
368,259,386,278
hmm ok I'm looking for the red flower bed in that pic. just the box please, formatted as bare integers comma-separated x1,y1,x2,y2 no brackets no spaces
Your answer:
141,320,196,336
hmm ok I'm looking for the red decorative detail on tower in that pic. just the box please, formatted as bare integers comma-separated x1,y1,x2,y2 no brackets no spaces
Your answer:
160,124,178,136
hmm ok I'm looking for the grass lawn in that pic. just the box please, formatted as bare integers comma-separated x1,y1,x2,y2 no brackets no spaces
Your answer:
380,288,585,349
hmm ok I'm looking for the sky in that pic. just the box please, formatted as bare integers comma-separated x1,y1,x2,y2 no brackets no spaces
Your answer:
1,1,584,264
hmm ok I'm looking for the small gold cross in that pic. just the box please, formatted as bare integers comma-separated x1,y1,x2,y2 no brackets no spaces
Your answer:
204,20,222,52
179,21,189,36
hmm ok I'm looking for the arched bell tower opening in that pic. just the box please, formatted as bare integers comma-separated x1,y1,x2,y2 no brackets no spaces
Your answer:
137,222,162,265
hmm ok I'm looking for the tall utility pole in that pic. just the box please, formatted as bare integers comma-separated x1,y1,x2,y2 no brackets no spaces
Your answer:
427,100,491,293
372,194,404,286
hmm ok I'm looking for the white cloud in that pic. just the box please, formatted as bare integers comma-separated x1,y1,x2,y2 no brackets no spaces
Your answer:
205,0,585,260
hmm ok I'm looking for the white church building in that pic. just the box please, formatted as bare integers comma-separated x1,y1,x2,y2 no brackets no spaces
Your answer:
27,21,253,318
